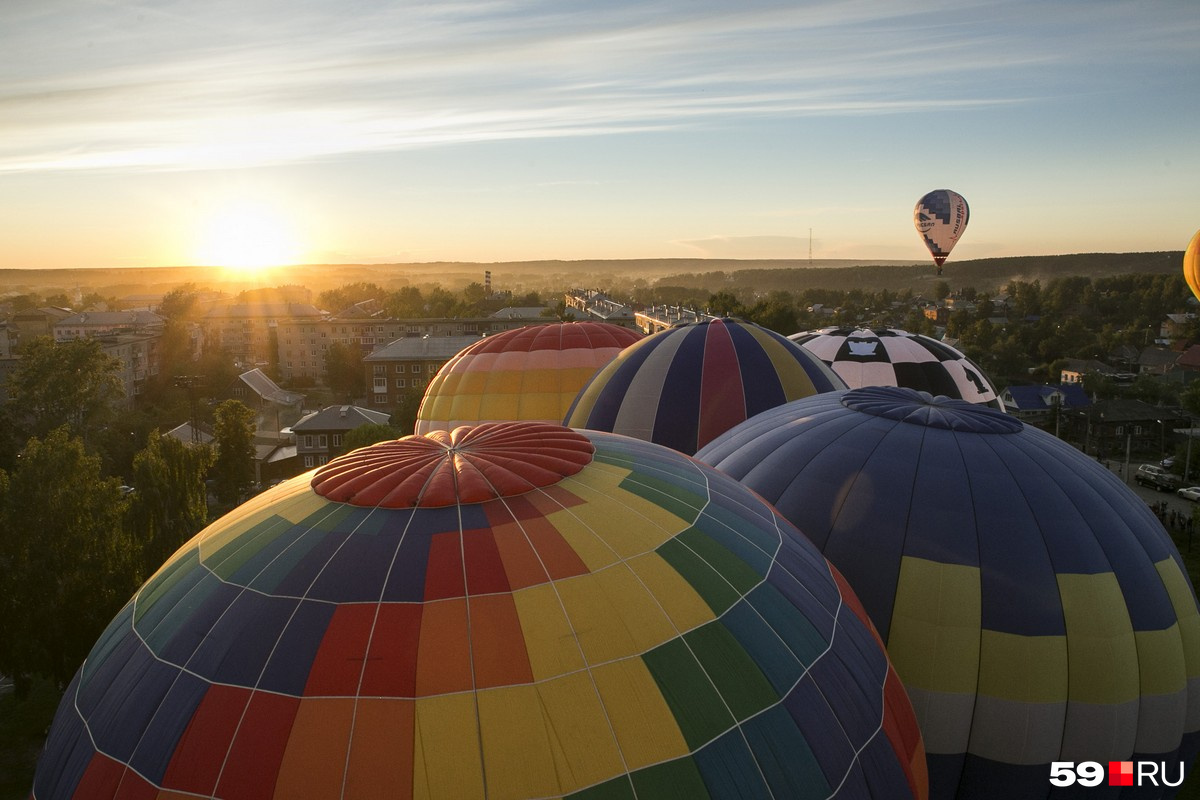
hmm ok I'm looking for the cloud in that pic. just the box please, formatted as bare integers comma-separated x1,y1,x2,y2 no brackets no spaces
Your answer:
1,0,1195,173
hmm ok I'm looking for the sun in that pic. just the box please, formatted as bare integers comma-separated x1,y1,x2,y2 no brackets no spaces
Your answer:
194,200,303,276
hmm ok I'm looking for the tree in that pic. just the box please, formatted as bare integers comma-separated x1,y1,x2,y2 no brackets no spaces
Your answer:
7,336,124,439
324,341,364,401
317,282,386,313
342,422,406,452
392,391,423,436
158,282,202,322
128,431,215,578
0,428,137,692
211,400,256,505
540,300,573,321
707,290,745,318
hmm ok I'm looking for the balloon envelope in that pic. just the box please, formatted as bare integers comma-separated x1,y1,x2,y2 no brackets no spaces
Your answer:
698,387,1200,800
914,190,969,268
1185,229,1200,303
565,317,845,455
415,322,642,435
789,327,1003,409
35,422,926,799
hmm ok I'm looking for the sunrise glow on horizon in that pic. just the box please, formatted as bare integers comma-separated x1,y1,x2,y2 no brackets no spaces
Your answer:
1,1,1197,270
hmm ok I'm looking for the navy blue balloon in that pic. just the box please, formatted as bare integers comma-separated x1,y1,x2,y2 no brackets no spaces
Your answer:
697,386,1200,800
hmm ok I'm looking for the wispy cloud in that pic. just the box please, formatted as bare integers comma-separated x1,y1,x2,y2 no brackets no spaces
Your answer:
2,0,1195,173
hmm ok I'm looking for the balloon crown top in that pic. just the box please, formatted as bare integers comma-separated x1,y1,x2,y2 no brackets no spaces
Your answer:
842,386,1022,434
311,422,595,507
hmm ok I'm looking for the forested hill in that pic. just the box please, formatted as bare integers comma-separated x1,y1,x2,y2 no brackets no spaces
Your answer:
659,252,1183,296
0,251,1183,299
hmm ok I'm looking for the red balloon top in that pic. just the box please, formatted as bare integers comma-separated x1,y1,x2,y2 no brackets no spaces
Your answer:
310,422,595,508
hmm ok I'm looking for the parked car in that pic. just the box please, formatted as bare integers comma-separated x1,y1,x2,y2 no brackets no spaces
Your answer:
1136,463,1182,491
1178,486,1200,502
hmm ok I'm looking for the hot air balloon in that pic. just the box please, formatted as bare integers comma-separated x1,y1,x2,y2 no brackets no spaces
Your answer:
35,422,927,799
914,190,969,276
697,387,1200,800
789,327,1003,409
1184,229,1200,303
416,322,641,435
564,317,845,456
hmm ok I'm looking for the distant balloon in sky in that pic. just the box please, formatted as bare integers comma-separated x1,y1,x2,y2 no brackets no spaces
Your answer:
1184,229,1200,303
914,190,969,276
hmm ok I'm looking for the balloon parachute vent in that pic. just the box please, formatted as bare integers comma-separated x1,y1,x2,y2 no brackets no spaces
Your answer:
842,386,1022,433
311,422,594,507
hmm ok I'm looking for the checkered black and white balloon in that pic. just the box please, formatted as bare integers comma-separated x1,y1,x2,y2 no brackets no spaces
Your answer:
789,327,1002,410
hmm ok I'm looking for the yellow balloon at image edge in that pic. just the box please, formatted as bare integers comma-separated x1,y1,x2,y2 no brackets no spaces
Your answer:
1185,229,1200,302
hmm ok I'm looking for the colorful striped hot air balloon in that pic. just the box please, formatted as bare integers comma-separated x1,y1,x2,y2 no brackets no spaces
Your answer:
789,327,1003,410
697,387,1200,800
416,322,642,435
565,318,845,456
35,422,927,800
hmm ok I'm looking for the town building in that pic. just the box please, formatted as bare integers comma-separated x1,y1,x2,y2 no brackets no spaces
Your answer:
564,290,638,328
292,405,392,468
362,335,479,409
223,368,305,431
277,314,544,383
97,332,162,403
1000,384,1090,427
202,302,325,370
9,306,72,346
634,305,715,335
1073,399,1188,462
54,310,165,341
1059,358,1128,385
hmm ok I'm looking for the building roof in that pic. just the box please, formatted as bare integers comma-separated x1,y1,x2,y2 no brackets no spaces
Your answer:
1087,398,1188,424
205,303,325,320
328,300,384,320
1176,345,1200,370
164,421,215,446
490,307,581,320
293,405,392,432
1061,358,1119,376
57,310,164,328
1139,346,1180,369
364,335,480,361
236,368,305,405
14,306,72,320
1003,384,1090,411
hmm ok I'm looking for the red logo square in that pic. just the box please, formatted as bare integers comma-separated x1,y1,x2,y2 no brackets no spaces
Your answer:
1109,761,1134,786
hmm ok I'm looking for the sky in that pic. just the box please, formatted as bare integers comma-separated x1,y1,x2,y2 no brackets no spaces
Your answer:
2,0,1198,271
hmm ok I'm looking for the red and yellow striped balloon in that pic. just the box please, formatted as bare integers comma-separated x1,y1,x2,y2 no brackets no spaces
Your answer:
417,322,641,435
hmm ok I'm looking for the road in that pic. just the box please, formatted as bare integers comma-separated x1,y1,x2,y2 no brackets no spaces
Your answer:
1103,460,1200,529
